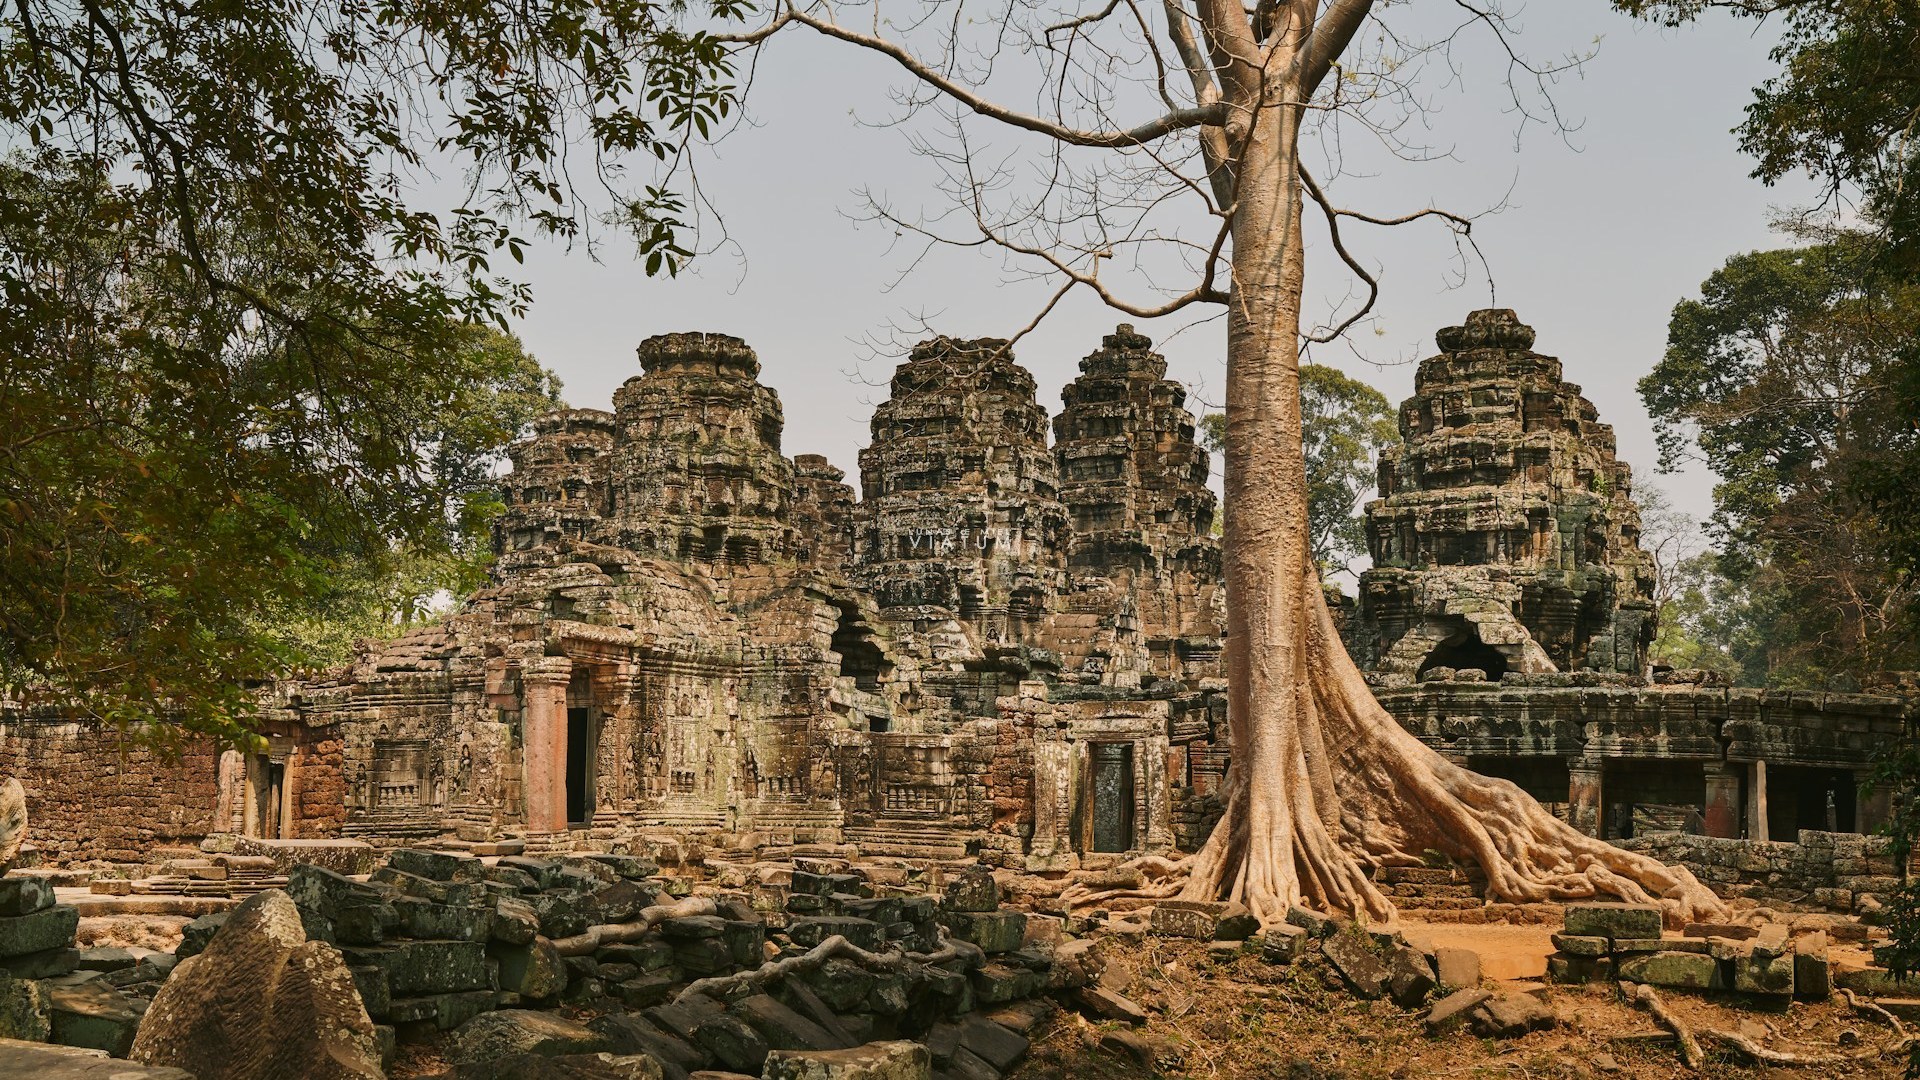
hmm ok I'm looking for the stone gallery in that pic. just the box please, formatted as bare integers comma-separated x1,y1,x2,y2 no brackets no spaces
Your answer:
1,312,1911,879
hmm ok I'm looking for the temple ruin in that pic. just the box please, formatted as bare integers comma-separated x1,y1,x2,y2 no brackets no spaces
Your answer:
0,312,1912,908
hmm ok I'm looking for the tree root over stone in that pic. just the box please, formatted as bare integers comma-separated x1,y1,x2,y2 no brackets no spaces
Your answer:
1059,583,1726,929
1629,982,1920,1070
674,934,984,1005
550,897,719,956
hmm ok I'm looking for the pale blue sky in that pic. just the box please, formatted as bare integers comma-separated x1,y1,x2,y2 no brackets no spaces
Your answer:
501,4,1812,540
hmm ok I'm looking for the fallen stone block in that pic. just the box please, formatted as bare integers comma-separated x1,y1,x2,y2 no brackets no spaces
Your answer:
1321,932,1391,999
0,905,78,959
944,909,1027,954
387,848,483,883
0,877,55,918
1562,903,1663,940
591,1013,708,1078
1075,985,1147,1025
1683,922,1757,941
1616,951,1727,991
0,1039,195,1078
732,993,841,1052
1733,950,1794,996
1387,945,1437,1007
453,1052,665,1080
957,1015,1028,1071
763,1040,932,1080
1548,934,1608,958
1259,923,1307,964
1468,992,1555,1038
450,1010,612,1064
494,936,570,1000
970,961,1043,1005
1149,900,1259,942
1546,954,1612,985
1794,933,1832,1001
1284,906,1337,939
787,916,884,952
693,1013,770,1074
1423,987,1492,1034
944,867,999,913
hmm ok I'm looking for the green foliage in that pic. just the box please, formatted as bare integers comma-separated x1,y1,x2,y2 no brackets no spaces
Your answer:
0,0,732,740
1203,364,1397,575
1639,238,1919,680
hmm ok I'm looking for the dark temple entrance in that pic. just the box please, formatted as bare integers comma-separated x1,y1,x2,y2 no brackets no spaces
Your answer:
1091,742,1136,853
566,707,593,826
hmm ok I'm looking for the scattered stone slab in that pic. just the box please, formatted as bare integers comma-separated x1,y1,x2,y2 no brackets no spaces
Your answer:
1321,933,1391,999
1793,932,1832,1001
1683,923,1757,941
1549,934,1608,957
1468,993,1555,1039
693,1013,770,1074
450,1010,613,1064
46,981,139,1057
1423,988,1492,1034
1616,951,1727,992
1075,985,1147,1025
453,1053,665,1080
1562,903,1663,940
0,905,79,958
0,1038,196,1079
763,1041,931,1080
943,868,999,914
1386,945,1437,1007
956,1015,1028,1071
1149,901,1258,942
0,877,55,917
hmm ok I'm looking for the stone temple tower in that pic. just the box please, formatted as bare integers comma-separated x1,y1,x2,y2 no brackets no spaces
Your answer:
1052,325,1222,675
853,337,1068,644
1356,309,1656,679
607,332,796,568
494,408,617,567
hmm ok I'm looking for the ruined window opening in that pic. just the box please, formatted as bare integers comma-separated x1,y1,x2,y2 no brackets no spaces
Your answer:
1417,630,1509,681
1769,765,1858,837
831,604,891,690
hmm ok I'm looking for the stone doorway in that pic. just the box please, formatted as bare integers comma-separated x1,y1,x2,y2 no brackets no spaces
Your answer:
566,706,595,827
1090,741,1136,853
245,748,291,839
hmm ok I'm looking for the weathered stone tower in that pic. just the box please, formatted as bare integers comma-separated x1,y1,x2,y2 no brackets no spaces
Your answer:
1052,325,1222,678
607,332,796,568
494,409,616,566
1357,309,1656,679
853,337,1069,644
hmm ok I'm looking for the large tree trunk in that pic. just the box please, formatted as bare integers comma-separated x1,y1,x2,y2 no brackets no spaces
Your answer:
1068,71,1723,929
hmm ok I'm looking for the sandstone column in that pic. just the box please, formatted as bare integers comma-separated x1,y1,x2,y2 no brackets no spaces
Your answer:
1747,760,1770,842
1703,763,1742,839
521,660,573,833
1567,759,1603,838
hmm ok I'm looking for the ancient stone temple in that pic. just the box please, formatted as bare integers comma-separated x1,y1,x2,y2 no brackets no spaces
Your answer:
3,312,1911,896
1351,311,1909,854
30,326,1222,870
1353,309,1657,681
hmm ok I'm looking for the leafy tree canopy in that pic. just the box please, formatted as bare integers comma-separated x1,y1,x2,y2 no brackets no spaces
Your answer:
0,0,737,741
1640,238,1919,681
1203,363,1397,577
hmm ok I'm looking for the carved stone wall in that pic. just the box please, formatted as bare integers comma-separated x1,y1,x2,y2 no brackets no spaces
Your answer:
1356,309,1657,679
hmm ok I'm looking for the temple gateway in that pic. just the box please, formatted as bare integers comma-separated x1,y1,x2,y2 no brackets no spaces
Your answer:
1,312,1910,872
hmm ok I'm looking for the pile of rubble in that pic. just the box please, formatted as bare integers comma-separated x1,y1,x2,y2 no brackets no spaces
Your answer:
1545,901,1837,999
0,874,177,1056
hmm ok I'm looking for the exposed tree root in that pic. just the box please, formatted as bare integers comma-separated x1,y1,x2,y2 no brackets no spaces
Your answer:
1625,983,1706,1070
1062,577,1727,929
1629,982,1920,1069
1840,987,1909,1037
674,933,983,1004
551,897,718,956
